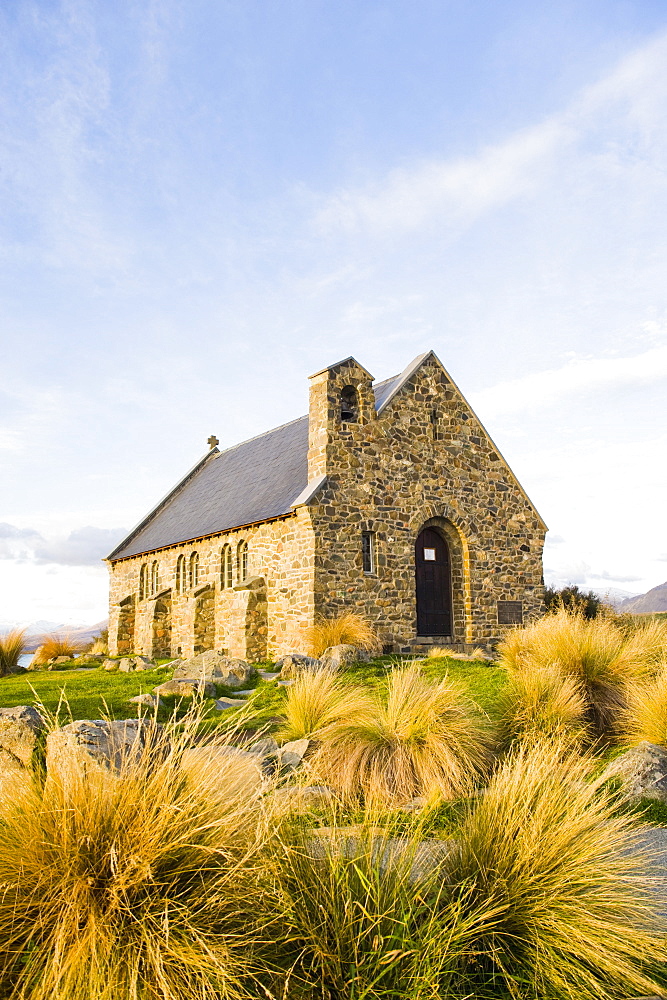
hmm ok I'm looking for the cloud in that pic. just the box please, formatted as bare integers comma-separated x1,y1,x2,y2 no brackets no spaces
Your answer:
0,523,127,565
588,570,644,584
469,345,667,419
545,534,565,546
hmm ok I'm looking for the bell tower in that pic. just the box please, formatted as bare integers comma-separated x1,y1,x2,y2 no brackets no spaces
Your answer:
307,357,376,480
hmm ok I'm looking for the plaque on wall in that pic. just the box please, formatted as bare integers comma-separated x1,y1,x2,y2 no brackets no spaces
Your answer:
497,601,523,625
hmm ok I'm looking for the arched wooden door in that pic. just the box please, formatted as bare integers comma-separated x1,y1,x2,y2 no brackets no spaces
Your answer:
415,527,452,636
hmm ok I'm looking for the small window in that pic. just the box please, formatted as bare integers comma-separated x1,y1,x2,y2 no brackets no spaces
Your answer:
139,563,148,601
189,552,199,590
150,561,159,596
221,544,232,589
176,555,186,594
340,385,358,422
237,540,248,582
430,408,441,440
362,531,375,574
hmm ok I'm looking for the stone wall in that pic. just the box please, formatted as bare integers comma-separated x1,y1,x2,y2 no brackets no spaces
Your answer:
305,355,545,650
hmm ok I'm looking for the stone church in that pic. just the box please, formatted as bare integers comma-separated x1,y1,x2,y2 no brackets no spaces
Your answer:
106,351,546,660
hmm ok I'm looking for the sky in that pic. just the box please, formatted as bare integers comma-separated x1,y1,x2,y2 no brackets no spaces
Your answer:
1,0,666,627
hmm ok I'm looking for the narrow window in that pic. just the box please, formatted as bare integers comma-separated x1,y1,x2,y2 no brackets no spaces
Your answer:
176,555,186,594
340,385,358,422
139,563,148,601
221,545,232,589
362,531,375,574
150,561,159,596
189,552,199,590
237,540,248,582
430,408,440,440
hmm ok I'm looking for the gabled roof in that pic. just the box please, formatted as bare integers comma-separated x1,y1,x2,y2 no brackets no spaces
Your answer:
108,377,400,562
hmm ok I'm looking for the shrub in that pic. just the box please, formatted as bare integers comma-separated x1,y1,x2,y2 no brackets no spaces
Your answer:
447,739,666,999
32,633,86,665
544,584,606,618
623,667,667,746
0,628,27,677
0,716,273,1000
311,663,494,805
277,668,371,742
307,612,380,658
498,607,651,735
497,663,588,747
88,628,109,656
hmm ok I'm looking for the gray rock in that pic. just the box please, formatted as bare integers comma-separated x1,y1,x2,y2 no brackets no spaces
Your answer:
46,718,162,781
307,827,455,882
275,653,322,678
278,738,309,771
235,689,256,697
103,658,119,671
214,697,247,711
48,656,72,666
172,650,257,688
247,736,279,757
319,644,371,671
154,679,216,698
271,784,335,811
118,656,154,673
0,705,45,798
180,745,266,797
277,679,295,687
602,742,667,802
258,670,280,681
129,693,163,708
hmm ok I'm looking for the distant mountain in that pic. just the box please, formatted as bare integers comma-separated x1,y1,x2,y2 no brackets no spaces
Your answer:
588,587,641,610
0,619,108,651
620,582,667,614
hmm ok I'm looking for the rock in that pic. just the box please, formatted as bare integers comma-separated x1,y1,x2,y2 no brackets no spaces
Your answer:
172,650,257,688
307,827,455,881
275,653,322,679
129,693,163,708
602,742,667,802
103,658,119,671
48,656,72,666
235,689,256,697
214,698,247,711
258,670,280,681
277,679,294,687
247,736,279,757
118,656,154,673
319,644,371,671
271,784,335,811
0,707,45,791
46,718,162,782
180,745,266,798
278,738,309,772
153,679,216,698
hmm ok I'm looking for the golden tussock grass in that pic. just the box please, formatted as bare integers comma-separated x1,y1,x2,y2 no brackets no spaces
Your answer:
276,668,372,742
307,612,380,658
449,738,667,998
0,628,27,676
0,712,275,1000
497,663,589,747
311,663,494,805
427,645,487,661
622,666,667,746
32,633,87,665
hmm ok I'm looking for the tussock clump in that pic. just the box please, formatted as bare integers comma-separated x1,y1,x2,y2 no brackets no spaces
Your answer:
32,633,86,665
0,628,27,677
427,645,488,661
307,612,380,658
448,739,666,998
623,667,667,746
311,663,494,805
498,663,589,747
0,713,273,1000
277,668,371,742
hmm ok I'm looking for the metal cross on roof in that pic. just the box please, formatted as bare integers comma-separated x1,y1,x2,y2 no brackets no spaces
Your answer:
207,435,219,449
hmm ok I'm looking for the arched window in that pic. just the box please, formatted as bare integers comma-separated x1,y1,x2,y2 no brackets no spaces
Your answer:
340,385,358,422
221,544,232,589
237,540,248,582
176,554,186,594
139,563,148,601
150,561,159,596
189,551,199,590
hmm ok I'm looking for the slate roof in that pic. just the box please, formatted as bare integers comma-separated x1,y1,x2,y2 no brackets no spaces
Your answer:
108,373,402,561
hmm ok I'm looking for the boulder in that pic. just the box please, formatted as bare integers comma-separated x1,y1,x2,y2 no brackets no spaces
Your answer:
601,742,667,802
46,718,162,781
129,693,163,708
118,656,154,673
275,653,322,678
278,738,309,772
247,736,279,758
319,644,371,671
180,746,266,798
172,650,257,688
103,658,119,671
154,678,216,698
271,784,335,811
214,697,247,711
0,706,45,797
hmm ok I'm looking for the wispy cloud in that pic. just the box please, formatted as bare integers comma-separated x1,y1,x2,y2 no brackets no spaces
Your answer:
0,523,126,565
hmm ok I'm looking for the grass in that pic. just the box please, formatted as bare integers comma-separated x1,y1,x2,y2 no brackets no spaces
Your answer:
622,666,667,746
307,612,380,657
276,668,371,742
0,711,274,1000
32,634,87,666
497,663,589,747
310,663,495,805
0,628,27,677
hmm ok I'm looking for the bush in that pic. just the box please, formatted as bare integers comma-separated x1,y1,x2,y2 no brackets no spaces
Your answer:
498,607,651,735
277,668,372,742
447,739,666,998
311,663,494,805
544,584,606,618
0,716,273,1000
32,633,86,665
497,663,588,747
0,628,27,677
307,612,380,658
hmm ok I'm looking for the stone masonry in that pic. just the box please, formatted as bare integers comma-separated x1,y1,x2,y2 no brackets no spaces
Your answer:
107,352,545,659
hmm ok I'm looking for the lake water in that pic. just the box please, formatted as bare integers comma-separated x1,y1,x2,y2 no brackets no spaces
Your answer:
18,653,34,668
